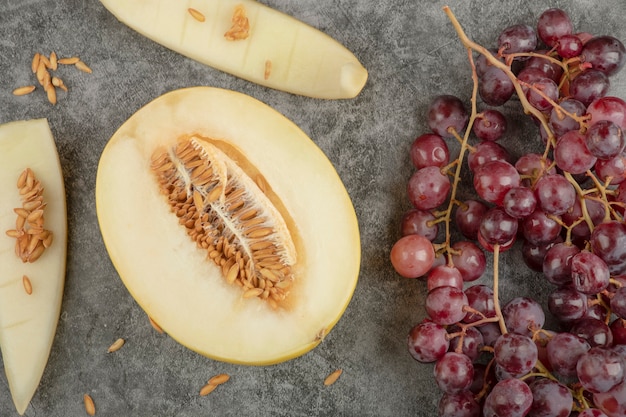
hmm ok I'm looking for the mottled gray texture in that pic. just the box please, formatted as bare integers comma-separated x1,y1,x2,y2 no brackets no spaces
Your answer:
0,1,625,416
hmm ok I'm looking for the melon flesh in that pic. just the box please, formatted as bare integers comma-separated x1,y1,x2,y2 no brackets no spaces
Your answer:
96,87,360,365
0,119,67,415
98,0,368,99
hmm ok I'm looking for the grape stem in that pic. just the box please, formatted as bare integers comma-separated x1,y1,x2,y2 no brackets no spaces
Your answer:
442,6,556,146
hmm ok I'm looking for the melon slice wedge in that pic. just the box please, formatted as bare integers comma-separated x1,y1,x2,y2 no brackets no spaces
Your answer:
98,0,368,99
0,119,67,415
95,87,360,365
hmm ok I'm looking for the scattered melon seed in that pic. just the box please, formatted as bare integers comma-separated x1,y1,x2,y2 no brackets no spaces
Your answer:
208,373,230,385
58,56,80,65
12,85,36,96
31,53,40,73
83,393,96,416
75,60,92,73
323,369,343,386
107,337,125,353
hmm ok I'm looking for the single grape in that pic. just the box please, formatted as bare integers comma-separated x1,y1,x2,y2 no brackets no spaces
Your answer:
463,284,496,324
571,251,611,295
410,133,450,169
448,326,485,361
438,390,481,417
455,199,488,240
479,66,515,106
408,320,450,363
570,317,614,348
426,286,469,326
611,287,626,319
473,160,521,205
400,208,439,241
407,166,451,210
498,24,537,54
546,332,591,377
494,332,538,376
525,77,559,112
590,221,626,276
483,378,533,417
502,297,545,337
537,8,573,47
479,322,503,347
522,237,563,272
473,109,507,141
502,186,537,219
548,285,588,322
522,209,562,246
570,70,610,106
434,352,475,394
554,130,598,174
557,33,584,58
577,347,625,393
610,318,626,345
585,120,625,160
515,153,556,186
535,174,576,215
528,378,573,417
542,242,580,286
549,98,587,137
390,234,435,278
450,241,487,282
581,35,626,76
428,95,469,138
595,152,626,184
479,207,518,245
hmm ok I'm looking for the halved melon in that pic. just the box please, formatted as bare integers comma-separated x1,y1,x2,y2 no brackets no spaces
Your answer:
0,119,67,415
98,0,368,99
95,87,360,365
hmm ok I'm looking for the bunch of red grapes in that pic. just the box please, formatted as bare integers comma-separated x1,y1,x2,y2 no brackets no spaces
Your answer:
390,7,626,417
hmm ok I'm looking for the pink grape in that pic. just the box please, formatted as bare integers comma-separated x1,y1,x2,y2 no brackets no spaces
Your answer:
407,320,450,363
390,234,435,278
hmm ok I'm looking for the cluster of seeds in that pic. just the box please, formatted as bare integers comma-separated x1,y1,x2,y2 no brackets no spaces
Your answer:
150,137,295,308
223,4,250,41
12,51,92,105
5,168,53,263
186,4,250,40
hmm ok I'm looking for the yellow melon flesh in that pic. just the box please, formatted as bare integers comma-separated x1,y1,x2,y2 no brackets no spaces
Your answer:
95,87,360,365
98,0,368,99
0,119,67,415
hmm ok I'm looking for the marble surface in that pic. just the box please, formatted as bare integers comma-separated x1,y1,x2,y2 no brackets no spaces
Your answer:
0,0,625,416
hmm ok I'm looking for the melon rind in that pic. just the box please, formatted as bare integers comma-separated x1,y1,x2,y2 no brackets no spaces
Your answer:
95,87,360,365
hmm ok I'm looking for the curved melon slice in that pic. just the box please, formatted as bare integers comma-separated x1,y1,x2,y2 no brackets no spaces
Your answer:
98,0,368,99
0,119,67,415
95,87,360,365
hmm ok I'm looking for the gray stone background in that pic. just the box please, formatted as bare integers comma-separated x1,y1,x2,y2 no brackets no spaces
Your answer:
0,0,625,416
